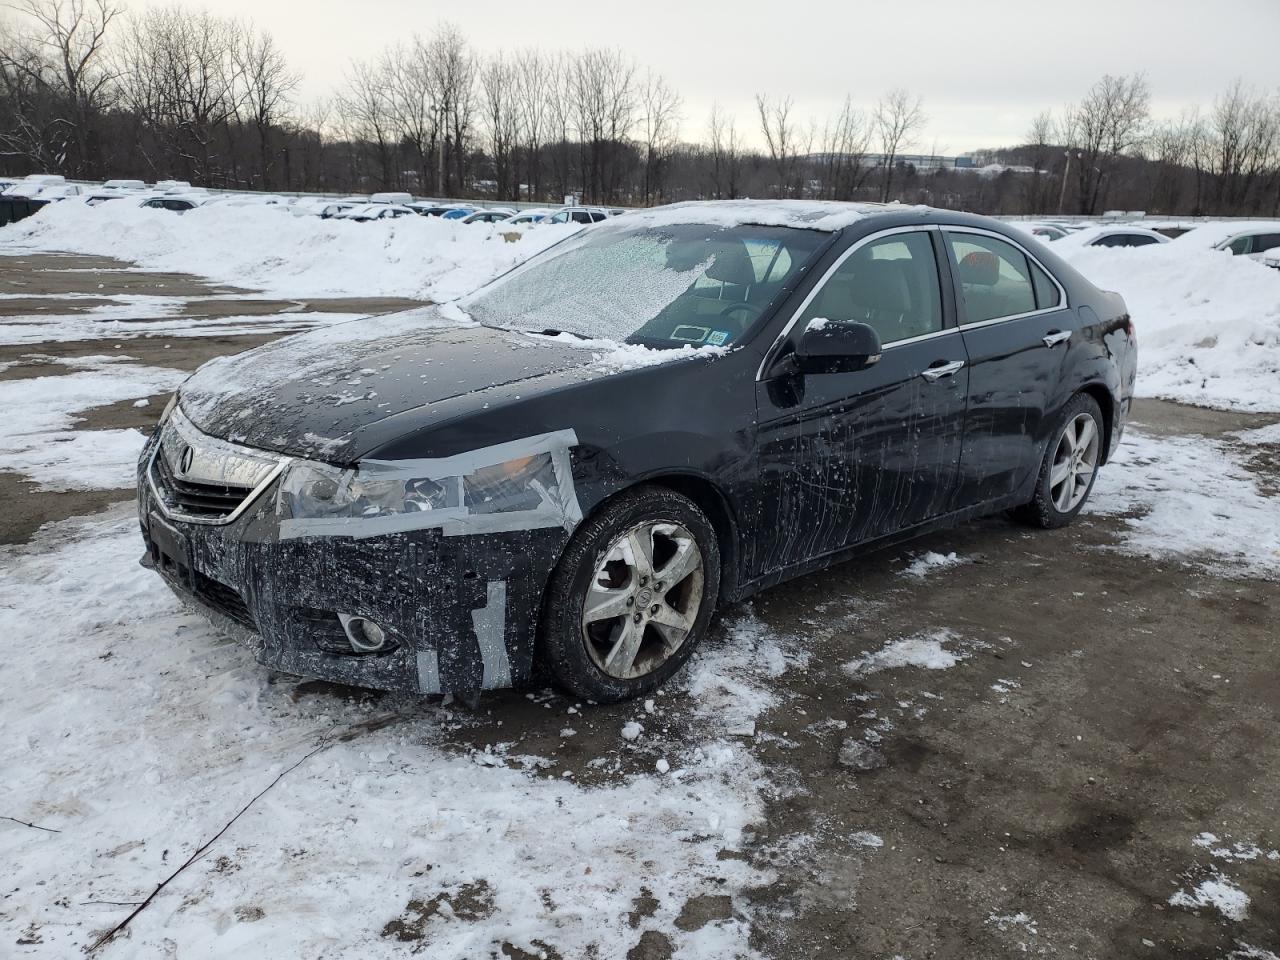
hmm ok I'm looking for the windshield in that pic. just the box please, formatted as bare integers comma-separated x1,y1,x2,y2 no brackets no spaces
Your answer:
461,222,829,348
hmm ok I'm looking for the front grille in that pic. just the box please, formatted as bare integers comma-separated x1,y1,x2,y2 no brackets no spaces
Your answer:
192,570,257,631
146,406,284,525
151,450,252,521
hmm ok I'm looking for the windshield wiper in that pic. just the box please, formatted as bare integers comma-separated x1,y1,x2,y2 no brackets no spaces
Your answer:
536,327,594,341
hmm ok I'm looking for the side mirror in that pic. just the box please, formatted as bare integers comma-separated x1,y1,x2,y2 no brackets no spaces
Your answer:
790,319,883,375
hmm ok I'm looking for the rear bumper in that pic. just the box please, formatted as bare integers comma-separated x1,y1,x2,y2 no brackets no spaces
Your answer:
136,434,568,697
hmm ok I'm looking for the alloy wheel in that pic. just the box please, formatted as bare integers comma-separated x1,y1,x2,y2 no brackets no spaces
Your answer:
1050,412,1100,512
581,521,705,680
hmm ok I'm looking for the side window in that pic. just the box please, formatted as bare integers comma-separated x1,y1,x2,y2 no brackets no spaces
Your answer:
798,231,943,346
1030,261,1061,310
946,233,1037,324
1254,234,1280,253
1225,236,1253,255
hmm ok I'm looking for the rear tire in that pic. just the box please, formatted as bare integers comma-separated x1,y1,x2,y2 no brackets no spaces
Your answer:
539,486,721,703
1014,393,1105,529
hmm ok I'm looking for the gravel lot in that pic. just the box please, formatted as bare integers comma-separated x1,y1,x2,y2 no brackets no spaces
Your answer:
2,254,1277,959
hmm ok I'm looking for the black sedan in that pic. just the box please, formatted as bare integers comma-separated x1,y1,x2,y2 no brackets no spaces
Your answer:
138,201,1136,703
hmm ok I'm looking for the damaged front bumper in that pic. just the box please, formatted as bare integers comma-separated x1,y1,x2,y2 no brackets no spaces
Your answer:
136,415,577,698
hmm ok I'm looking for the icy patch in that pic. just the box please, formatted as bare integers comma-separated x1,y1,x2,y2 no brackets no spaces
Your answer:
1168,874,1250,921
1192,832,1276,862
1230,944,1280,960
849,831,884,849
901,551,969,578
986,912,1038,935
1089,429,1280,578
843,630,965,678
3,427,149,491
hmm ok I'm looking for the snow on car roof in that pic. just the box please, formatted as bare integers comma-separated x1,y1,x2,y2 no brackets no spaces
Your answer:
1169,220,1280,247
1052,224,1169,248
610,199,923,232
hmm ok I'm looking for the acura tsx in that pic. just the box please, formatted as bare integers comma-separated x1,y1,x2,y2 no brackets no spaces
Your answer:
138,201,1136,703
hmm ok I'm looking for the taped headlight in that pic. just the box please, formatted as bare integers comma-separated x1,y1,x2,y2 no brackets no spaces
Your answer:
276,436,578,540
278,460,461,521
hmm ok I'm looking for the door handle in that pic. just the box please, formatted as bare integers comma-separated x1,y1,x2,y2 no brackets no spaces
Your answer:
920,359,965,381
1043,329,1072,347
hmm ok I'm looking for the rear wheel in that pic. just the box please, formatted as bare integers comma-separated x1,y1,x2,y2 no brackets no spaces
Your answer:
1015,393,1104,529
539,487,721,702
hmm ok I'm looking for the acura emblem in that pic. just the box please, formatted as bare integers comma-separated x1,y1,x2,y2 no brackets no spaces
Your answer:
179,445,195,475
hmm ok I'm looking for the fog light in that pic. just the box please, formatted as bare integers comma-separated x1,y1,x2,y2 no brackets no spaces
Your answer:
339,614,388,653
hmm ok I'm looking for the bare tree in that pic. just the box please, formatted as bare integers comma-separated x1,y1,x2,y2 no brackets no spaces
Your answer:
0,0,120,176
235,25,298,189
1021,110,1056,213
1061,73,1150,214
874,88,926,202
756,93,801,198
1205,79,1279,213
480,51,520,199
513,48,549,201
569,48,636,203
428,23,477,194
817,95,871,200
638,70,681,204
334,57,395,187
707,103,743,199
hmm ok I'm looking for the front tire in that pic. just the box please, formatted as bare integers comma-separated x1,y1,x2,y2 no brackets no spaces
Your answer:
1015,393,1104,529
539,486,721,702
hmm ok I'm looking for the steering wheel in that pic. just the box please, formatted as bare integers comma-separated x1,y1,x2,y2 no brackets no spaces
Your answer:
718,301,763,333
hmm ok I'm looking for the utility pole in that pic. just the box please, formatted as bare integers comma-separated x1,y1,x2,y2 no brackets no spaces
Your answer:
1057,151,1072,215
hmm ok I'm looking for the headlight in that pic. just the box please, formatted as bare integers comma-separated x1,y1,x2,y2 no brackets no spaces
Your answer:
278,453,557,522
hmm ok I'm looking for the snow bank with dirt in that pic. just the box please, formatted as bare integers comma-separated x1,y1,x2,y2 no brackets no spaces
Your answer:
1059,243,1280,412
0,200,578,301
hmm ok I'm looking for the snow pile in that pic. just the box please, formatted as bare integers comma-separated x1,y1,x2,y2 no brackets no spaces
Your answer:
1168,874,1251,921
900,550,969,578
1088,429,1280,578
842,630,965,678
0,200,578,301
1060,243,1280,411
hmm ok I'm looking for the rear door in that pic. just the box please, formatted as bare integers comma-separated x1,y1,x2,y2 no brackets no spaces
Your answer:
750,227,969,576
943,229,1074,506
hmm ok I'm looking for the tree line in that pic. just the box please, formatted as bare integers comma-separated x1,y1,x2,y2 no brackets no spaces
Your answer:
2,1,1279,217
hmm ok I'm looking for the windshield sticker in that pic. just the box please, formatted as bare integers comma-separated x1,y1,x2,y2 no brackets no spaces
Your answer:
707,330,731,346
670,325,710,343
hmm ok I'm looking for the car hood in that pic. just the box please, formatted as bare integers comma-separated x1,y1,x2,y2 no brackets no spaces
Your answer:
177,307,593,462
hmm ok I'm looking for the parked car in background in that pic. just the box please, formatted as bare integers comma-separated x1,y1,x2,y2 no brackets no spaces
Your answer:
461,208,516,224
370,192,413,205
543,207,609,225
138,200,1135,704
501,208,553,226
140,195,207,213
1051,225,1171,250
1170,221,1280,260
339,204,417,222
408,202,474,218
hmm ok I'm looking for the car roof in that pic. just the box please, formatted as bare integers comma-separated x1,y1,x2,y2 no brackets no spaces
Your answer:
615,199,929,233
1170,220,1280,247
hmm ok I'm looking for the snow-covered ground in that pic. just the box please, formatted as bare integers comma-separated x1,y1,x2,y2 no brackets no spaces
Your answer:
2,203,1279,956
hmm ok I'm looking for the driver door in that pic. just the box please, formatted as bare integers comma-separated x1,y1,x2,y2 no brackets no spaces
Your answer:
748,228,969,578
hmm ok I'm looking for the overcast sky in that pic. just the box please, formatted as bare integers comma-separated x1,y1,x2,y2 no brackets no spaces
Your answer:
159,0,1280,153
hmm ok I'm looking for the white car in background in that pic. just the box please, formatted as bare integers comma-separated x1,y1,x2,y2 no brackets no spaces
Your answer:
500,208,555,226
542,206,610,225
460,208,516,224
1051,225,1171,250
1170,221,1280,261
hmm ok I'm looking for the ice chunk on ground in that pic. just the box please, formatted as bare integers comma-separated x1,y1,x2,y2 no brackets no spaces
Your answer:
843,630,964,677
1168,875,1250,921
